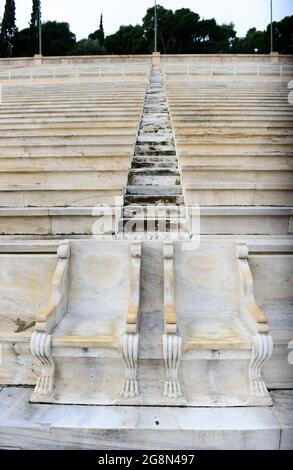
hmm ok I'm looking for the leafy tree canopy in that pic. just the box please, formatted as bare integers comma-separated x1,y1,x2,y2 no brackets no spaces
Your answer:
105,25,149,55
70,38,106,56
41,21,76,56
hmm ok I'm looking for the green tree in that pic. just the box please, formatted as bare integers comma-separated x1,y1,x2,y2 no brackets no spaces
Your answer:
142,5,236,54
0,0,17,57
232,28,266,53
143,5,173,53
196,19,236,53
41,21,76,56
105,25,148,54
30,0,40,55
70,38,106,55
12,27,31,57
171,8,200,53
232,16,293,54
89,14,105,45
269,15,293,54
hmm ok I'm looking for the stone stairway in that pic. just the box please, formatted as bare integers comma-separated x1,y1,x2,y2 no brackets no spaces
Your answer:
117,66,189,239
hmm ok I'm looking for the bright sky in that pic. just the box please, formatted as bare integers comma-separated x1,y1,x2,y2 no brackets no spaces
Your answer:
1,0,292,40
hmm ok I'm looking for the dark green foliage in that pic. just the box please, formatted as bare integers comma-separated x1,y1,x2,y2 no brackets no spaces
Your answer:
89,14,105,45
12,28,31,57
232,28,267,53
41,21,76,56
142,6,236,54
30,0,40,55
11,20,76,57
0,0,17,57
70,38,106,56
105,25,149,54
30,0,40,29
232,16,293,54
172,8,200,53
143,5,174,53
269,16,293,54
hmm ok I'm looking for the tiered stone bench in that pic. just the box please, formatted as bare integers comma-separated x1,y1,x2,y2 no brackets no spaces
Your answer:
0,76,147,233
166,79,293,234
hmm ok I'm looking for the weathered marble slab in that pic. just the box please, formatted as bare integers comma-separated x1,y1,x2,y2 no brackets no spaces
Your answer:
0,250,57,384
0,387,282,450
250,251,293,388
55,240,131,338
0,254,57,330
271,390,293,450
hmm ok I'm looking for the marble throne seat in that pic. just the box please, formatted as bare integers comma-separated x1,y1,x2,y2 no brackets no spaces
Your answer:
162,240,273,406
30,240,142,404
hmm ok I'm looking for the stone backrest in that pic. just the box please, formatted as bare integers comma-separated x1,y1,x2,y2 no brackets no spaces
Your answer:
250,248,293,316
66,240,132,337
173,241,238,324
0,251,57,332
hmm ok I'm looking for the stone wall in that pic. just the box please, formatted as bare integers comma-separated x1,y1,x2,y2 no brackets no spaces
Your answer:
0,53,292,68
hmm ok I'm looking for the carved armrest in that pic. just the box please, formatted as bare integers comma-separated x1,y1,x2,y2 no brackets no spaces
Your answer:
164,242,177,335
126,243,141,334
237,243,269,334
35,242,70,334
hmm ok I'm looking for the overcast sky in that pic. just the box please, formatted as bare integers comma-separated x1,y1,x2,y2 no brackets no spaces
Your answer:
1,0,292,40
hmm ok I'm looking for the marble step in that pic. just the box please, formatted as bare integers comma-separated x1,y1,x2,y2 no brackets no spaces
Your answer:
145,93,165,98
124,194,184,205
135,150,177,157
138,129,173,135
144,98,165,103
118,217,188,232
115,231,191,240
135,146,176,156
140,123,171,131
129,168,179,176
132,157,178,168
141,110,167,114
129,169,180,185
126,185,182,195
138,124,172,132
123,204,186,218
146,88,163,94
0,387,286,450
138,124,172,133
129,175,179,186
136,135,174,144
144,104,166,108
141,116,170,124
142,109,168,115
145,98,164,102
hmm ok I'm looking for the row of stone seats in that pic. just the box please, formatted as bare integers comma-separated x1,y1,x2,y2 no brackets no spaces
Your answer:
166,79,293,211
1,238,287,406
0,63,151,81
0,78,146,213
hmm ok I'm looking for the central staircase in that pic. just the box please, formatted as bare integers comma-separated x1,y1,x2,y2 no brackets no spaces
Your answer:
117,65,189,239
